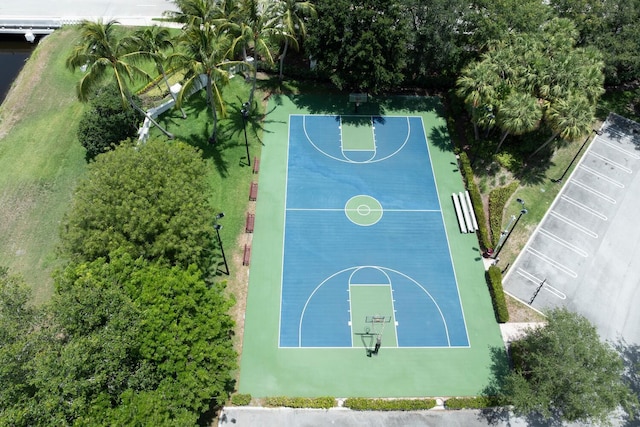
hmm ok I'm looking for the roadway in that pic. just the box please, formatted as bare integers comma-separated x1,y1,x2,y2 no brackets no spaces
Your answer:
0,0,177,26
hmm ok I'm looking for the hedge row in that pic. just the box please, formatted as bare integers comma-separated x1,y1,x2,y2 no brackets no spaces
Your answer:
486,265,509,323
344,398,437,411
458,152,491,250
230,393,252,406
488,182,520,247
445,396,502,409
264,396,335,409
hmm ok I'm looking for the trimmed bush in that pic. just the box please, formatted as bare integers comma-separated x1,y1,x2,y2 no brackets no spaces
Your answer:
230,393,252,406
344,398,436,411
488,182,520,246
264,396,335,409
445,396,502,409
459,152,491,250
486,265,509,323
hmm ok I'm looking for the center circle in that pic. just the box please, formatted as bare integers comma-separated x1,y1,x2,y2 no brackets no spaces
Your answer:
345,195,383,226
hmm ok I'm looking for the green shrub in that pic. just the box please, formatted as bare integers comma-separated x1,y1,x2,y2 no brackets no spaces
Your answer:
264,396,335,409
231,393,252,406
344,398,436,411
486,265,509,323
76,84,141,161
445,396,502,409
459,152,491,250
488,182,520,246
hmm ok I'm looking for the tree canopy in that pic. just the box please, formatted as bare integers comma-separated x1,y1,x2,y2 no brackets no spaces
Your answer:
60,138,216,270
305,0,409,94
504,308,637,424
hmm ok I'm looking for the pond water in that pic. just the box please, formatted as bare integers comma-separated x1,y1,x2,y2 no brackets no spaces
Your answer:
0,34,39,105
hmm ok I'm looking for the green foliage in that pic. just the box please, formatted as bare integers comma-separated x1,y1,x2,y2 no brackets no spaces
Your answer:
486,266,509,323
231,393,252,406
445,396,502,409
344,398,437,411
459,152,491,249
505,308,638,423
488,182,520,246
305,0,409,94
60,138,216,270
264,396,335,409
76,84,141,160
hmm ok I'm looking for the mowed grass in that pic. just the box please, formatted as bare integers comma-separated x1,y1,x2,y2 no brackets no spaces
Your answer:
0,28,87,303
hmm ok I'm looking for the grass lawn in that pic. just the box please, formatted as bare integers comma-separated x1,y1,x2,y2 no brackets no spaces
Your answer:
0,28,87,303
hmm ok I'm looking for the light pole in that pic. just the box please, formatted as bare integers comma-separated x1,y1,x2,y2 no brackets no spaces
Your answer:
493,198,527,260
552,129,602,183
214,213,229,275
240,102,250,167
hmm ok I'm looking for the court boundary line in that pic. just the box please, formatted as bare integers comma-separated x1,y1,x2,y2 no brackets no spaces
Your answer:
279,115,471,349
419,118,472,348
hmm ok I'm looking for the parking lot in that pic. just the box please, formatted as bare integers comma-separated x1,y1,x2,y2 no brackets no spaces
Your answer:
504,113,640,344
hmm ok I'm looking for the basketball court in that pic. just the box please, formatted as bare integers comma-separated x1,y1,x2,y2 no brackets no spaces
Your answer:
239,94,505,398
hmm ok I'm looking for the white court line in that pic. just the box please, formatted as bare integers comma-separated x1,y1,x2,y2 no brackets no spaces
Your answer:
587,151,633,173
598,138,640,159
285,207,441,212
549,211,598,238
560,195,608,220
526,247,578,278
578,164,625,188
570,180,617,204
347,287,353,347
538,228,589,257
516,268,567,300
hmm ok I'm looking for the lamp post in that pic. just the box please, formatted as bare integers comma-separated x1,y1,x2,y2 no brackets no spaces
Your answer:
240,102,250,167
214,213,229,275
493,198,527,260
552,129,602,183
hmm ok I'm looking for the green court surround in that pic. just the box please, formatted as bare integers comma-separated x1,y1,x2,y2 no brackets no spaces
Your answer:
239,94,506,398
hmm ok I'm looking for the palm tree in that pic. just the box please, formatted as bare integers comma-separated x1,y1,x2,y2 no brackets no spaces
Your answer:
164,0,219,28
229,0,279,109
456,60,500,140
495,91,542,153
171,25,241,143
528,93,595,160
271,0,316,80
129,26,187,119
66,19,174,139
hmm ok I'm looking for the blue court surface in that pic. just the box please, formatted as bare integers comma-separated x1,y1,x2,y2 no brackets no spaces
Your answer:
279,115,469,348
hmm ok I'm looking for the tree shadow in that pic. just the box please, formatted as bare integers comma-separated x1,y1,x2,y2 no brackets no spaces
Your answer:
614,338,640,426
429,124,454,152
477,346,511,425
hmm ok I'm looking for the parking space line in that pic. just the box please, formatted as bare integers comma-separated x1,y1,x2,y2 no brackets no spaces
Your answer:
516,268,567,300
526,247,578,278
587,151,633,173
549,211,598,238
538,228,589,257
560,195,607,220
570,180,617,204
579,165,625,188
598,139,640,159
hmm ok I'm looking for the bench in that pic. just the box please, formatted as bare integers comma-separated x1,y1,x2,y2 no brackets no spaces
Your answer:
252,157,259,174
249,181,258,201
245,213,255,233
242,244,251,266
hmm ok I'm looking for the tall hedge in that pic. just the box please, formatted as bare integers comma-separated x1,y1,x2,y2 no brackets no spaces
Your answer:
459,152,491,249
486,265,509,323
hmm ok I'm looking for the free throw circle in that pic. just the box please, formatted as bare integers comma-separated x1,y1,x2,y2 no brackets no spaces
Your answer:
345,195,383,226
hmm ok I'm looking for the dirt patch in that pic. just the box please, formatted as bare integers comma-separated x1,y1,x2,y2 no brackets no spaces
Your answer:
506,293,545,323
